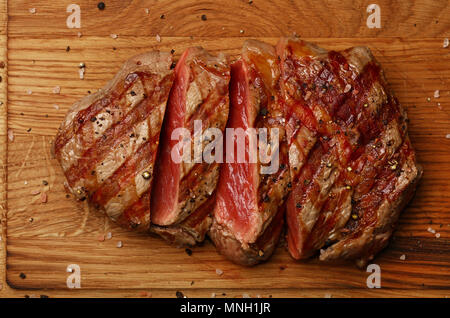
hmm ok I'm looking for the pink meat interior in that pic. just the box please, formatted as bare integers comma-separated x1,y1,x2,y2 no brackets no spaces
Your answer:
214,60,259,244
151,50,189,225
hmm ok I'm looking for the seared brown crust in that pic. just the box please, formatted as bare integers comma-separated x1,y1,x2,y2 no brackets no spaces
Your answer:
278,37,422,266
151,47,230,229
210,203,285,266
209,40,291,266
53,51,174,231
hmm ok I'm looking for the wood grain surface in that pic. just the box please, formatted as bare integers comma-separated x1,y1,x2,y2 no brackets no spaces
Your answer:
1,0,450,298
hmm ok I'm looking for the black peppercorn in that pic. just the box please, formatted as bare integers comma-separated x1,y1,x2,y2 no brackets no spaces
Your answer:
97,2,105,10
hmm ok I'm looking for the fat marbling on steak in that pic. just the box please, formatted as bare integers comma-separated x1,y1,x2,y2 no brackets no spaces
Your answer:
277,37,422,267
53,51,174,231
151,47,230,245
209,40,291,265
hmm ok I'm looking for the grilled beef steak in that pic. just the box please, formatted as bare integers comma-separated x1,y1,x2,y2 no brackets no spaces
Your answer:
53,51,174,231
151,47,230,244
210,40,290,265
277,37,422,266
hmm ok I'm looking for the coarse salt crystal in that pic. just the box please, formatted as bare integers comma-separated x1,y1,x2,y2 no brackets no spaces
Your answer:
7,129,14,142
77,32,82,38
79,68,85,80
144,8,149,14
211,293,216,298
344,83,352,93
156,34,161,42
242,293,250,298
53,104,59,110
110,34,118,39
117,240,123,248
27,89,32,95
427,227,436,234
399,254,406,260
444,38,449,48
106,232,112,240
24,181,28,185
53,86,61,94
215,268,223,276
434,90,440,98
40,192,48,203
29,8,36,14
324,293,332,298
436,233,441,238
445,134,450,139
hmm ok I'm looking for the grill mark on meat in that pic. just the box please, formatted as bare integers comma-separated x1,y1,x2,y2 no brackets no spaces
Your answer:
54,72,146,156
210,40,291,265
64,76,171,188
91,140,154,206
53,51,174,231
151,47,230,227
279,38,422,265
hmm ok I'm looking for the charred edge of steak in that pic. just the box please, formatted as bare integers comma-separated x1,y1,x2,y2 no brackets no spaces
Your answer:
209,204,285,266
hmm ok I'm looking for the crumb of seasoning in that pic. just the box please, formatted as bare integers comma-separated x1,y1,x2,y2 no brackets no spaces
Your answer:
31,189,40,195
435,233,441,238
79,68,85,79
185,248,193,256
240,29,244,34
428,227,436,234
324,293,332,298
27,89,32,95
98,234,105,242
249,0,253,4
176,291,184,298
53,86,61,94
40,192,48,203
434,90,440,98
446,134,450,139
19,273,26,279
211,293,216,298
443,38,449,48
116,240,123,248
66,46,70,52
427,97,431,102
77,32,82,38
399,254,406,261
106,232,112,240
242,293,250,298
156,34,161,42
97,2,105,10
160,14,165,19
53,104,60,110
7,129,14,142
29,217,34,223
29,8,36,14
144,8,149,14
27,128,32,132
344,83,352,93
110,34,118,39
201,14,207,21
215,268,223,276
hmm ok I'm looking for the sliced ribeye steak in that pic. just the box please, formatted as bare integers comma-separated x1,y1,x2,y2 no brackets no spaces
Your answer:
210,40,291,265
277,37,422,267
151,47,230,244
53,51,174,231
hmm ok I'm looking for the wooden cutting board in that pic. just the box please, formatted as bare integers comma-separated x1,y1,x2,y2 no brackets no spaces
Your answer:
0,0,449,298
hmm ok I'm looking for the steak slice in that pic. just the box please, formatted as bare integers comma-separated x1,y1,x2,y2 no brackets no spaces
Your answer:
151,47,230,243
53,51,174,231
210,40,290,266
277,37,423,266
